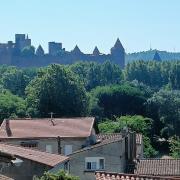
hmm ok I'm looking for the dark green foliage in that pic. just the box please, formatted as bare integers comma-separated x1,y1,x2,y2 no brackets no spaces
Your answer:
90,83,147,118
98,115,157,157
124,60,180,89
70,61,123,91
126,49,180,62
147,89,180,138
169,136,180,158
26,64,89,117
0,90,26,122
0,65,37,96
35,170,79,180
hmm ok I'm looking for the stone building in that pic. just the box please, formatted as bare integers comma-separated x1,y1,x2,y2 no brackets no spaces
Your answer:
0,34,125,68
0,143,69,180
0,117,96,155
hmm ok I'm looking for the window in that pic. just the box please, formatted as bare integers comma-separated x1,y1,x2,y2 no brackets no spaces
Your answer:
46,145,52,153
85,157,105,171
64,145,72,155
99,159,104,169
20,141,38,148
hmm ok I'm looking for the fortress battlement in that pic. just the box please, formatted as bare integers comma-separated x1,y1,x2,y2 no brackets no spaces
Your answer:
0,34,125,68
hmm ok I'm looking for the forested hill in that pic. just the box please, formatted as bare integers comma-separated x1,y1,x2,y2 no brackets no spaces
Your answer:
126,49,180,63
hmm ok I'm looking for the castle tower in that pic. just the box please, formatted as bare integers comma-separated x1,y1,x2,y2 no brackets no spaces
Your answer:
153,51,161,61
110,38,125,68
93,46,100,56
36,45,44,56
72,45,83,55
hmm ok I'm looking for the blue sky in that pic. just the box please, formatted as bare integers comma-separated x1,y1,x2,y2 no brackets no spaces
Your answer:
0,0,180,53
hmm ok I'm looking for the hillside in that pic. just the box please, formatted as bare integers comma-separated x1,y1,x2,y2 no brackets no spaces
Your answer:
126,49,180,63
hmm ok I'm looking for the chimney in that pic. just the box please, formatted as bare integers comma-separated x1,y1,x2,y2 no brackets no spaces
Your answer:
5,119,12,137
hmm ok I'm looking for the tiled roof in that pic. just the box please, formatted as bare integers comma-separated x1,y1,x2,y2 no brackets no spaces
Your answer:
0,143,69,167
95,172,179,180
71,134,123,155
96,133,122,141
0,117,94,139
0,174,14,180
135,159,180,176
96,133,142,145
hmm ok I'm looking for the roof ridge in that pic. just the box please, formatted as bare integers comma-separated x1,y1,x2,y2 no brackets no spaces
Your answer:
70,137,122,155
0,142,67,157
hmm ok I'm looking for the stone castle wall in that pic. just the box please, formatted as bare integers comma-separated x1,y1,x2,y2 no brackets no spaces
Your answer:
0,53,125,68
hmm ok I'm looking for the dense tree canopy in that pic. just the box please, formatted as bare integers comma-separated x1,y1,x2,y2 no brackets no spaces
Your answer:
0,90,26,122
124,60,180,89
90,83,147,118
26,64,89,117
98,115,157,157
35,170,79,180
0,60,179,158
70,61,123,90
147,89,180,138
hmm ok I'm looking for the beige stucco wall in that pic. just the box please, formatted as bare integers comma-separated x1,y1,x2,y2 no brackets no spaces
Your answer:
0,137,87,155
69,139,126,180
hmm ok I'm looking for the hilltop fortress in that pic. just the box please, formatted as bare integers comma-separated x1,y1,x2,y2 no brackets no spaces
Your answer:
0,34,125,68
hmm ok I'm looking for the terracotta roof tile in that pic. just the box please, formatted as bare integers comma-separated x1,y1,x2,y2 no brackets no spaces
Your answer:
71,135,122,155
0,143,69,167
95,172,180,180
0,117,94,139
135,159,180,176
96,133,142,145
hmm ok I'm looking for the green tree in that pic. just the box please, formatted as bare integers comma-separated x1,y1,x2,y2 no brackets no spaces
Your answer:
0,66,37,97
70,61,123,91
0,90,26,122
90,83,147,118
35,170,79,180
98,115,157,157
26,64,89,117
169,62,180,89
169,136,180,158
147,89,180,138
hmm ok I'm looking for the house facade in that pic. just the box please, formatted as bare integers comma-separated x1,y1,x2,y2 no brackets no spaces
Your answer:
0,118,96,155
69,138,126,180
0,143,69,180
69,131,137,180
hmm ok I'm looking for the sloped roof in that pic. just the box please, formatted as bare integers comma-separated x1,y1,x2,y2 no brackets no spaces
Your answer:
93,46,100,55
113,38,124,49
0,117,95,139
0,143,69,167
71,134,122,155
96,133,142,145
135,159,180,176
95,172,179,180
72,45,83,54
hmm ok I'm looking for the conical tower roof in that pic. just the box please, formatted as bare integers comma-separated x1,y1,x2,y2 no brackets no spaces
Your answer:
36,45,44,56
72,45,82,54
153,51,161,61
93,46,100,55
113,38,124,49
